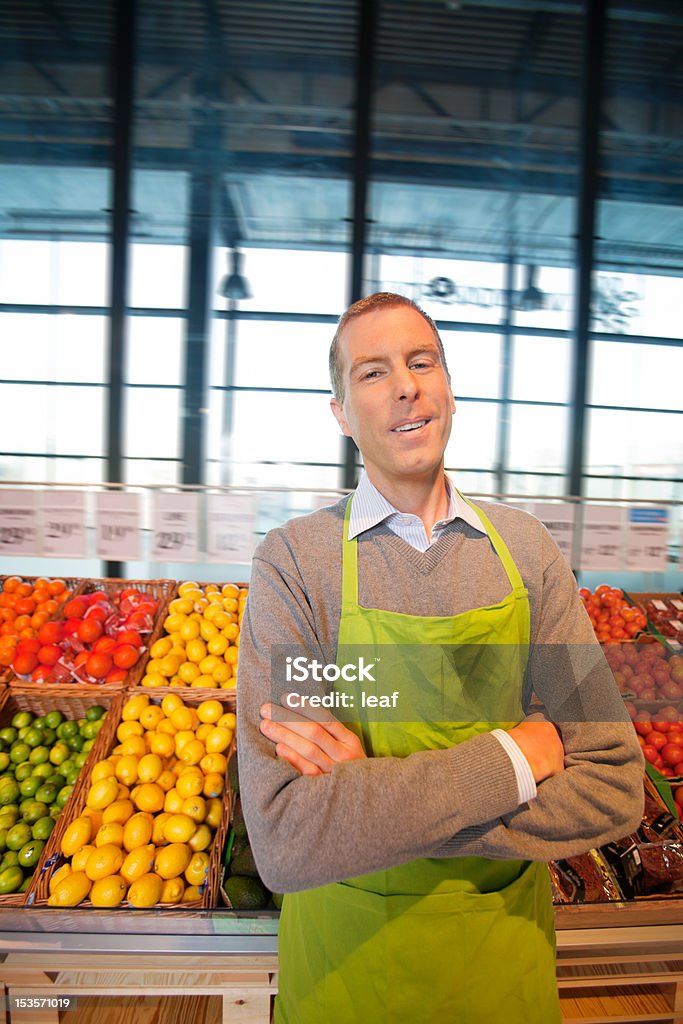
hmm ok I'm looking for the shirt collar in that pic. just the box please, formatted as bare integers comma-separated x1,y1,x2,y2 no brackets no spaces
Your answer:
348,471,488,540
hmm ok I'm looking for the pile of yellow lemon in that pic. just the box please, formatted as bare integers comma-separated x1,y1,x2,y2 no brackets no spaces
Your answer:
141,580,247,690
47,693,234,908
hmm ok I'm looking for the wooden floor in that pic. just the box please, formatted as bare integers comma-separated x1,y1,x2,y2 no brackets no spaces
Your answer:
59,996,223,1024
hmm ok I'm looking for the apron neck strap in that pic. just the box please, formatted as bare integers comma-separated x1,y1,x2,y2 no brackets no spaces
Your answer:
457,491,526,593
341,495,359,612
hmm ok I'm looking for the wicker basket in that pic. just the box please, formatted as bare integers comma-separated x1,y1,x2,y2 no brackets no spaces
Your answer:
0,686,124,908
132,580,247,698
0,576,86,686
9,578,175,691
33,688,233,911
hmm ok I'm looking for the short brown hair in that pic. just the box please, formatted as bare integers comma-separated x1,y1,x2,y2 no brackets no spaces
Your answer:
329,292,450,402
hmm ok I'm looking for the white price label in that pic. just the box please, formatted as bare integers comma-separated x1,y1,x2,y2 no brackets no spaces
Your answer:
151,493,199,563
0,490,39,555
533,502,575,565
625,507,669,571
207,494,256,564
40,490,87,558
580,505,624,571
95,492,141,561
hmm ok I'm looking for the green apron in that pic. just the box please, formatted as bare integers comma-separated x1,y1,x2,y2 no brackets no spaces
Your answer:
276,494,560,1024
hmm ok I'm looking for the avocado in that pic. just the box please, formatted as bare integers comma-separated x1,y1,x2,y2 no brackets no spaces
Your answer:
224,875,270,911
230,845,259,878
232,797,248,839
227,752,239,796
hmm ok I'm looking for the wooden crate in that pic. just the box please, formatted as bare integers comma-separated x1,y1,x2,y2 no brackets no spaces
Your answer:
33,689,233,911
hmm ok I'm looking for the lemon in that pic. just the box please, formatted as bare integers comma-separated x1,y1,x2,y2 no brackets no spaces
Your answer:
217,712,236,730
80,807,104,832
123,811,154,851
178,618,200,642
196,700,222,724
117,720,144,742
152,812,172,846
72,845,96,873
225,647,239,665
117,783,131,800
85,844,124,881
204,634,226,657
176,662,199,685
47,870,92,907
127,872,163,908
185,851,210,887
101,798,134,826
206,589,222,603
163,813,196,844
200,753,227,776
199,621,219,642
203,772,225,798
150,637,173,659
178,580,200,597
212,664,233,685
169,596,194,615
205,727,232,754
175,772,204,799
90,874,127,908
164,613,188,634
161,693,184,717
159,876,185,903
180,739,205,766
188,823,213,852
149,732,175,758
141,673,166,688
220,679,236,691
205,798,223,830
222,583,239,599
181,795,207,824
87,777,120,811
159,654,182,678
95,822,124,848
174,729,195,755
185,639,207,665
155,843,192,880
115,754,139,787
49,862,73,896
139,705,165,731
91,760,116,784
122,694,150,722
212,610,232,631
120,844,155,885
146,659,163,675
182,884,202,903
156,769,177,793
137,753,163,783
164,788,185,814
61,816,93,857
133,783,165,814
120,735,147,758
157,718,178,736
195,723,214,743
193,675,218,689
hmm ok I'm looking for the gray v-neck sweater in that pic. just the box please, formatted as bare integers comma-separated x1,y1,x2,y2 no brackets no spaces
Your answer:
236,496,644,893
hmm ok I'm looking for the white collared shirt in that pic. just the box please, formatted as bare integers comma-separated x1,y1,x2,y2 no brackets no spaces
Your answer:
347,471,536,807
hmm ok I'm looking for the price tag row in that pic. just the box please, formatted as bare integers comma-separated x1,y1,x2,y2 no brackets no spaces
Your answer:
0,490,258,564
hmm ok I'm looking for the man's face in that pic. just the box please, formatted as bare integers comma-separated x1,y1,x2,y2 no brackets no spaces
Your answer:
330,304,456,489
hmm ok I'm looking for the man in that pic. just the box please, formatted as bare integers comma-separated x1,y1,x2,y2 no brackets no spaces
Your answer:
236,292,644,1024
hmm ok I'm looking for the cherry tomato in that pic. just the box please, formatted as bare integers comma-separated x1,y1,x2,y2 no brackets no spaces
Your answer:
63,598,87,619
37,644,62,666
93,636,118,654
77,618,104,644
86,652,112,679
113,644,139,670
13,651,39,675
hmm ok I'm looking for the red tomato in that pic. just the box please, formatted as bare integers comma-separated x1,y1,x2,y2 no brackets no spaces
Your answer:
646,730,667,750
116,629,143,648
674,787,683,807
31,664,54,684
112,644,139,670
74,650,90,668
37,621,64,645
62,618,81,637
87,591,110,605
86,652,112,679
105,667,128,684
63,598,87,619
77,618,104,644
92,636,117,654
16,637,41,654
84,604,110,623
37,644,62,666
672,763,683,779
15,597,36,616
662,743,683,767
13,651,38,675
642,745,659,764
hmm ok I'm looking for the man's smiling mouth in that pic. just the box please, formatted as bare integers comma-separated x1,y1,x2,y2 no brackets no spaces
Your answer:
392,419,429,433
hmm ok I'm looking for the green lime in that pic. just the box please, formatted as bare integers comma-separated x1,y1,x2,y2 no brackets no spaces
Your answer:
6,822,31,851
9,743,30,765
49,742,69,766
56,785,73,809
0,753,10,773
80,721,99,741
74,751,89,768
18,777,40,799
66,735,83,753
14,763,33,781
0,828,7,852
21,801,49,825
57,721,78,741
40,727,56,745
20,875,32,893
80,741,94,754
85,705,106,722
56,758,75,778
22,728,43,749
0,727,18,745
31,762,55,780
32,816,55,841
49,804,61,819
33,716,47,730
0,865,24,894
17,840,44,869
10,712,32,730
0,809,18,829
65,769,80,787
44,711,64,730
1,850,19,868
17,727,31,741
0,780,19,805
35,783,57,805
28,746,50,765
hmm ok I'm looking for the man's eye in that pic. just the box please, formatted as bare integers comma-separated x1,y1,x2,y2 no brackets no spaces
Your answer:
410,361,430,370
363,370,381,380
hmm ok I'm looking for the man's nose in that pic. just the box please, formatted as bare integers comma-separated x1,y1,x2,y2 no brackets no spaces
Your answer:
394,366,419,401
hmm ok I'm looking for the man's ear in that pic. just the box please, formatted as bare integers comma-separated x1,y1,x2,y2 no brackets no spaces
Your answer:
450,391,456,415
331,397,352,437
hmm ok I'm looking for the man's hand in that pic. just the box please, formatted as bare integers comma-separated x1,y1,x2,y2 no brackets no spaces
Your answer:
259,702,366,776
507,714,565,784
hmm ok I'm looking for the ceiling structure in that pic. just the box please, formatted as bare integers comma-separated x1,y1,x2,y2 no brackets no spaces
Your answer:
1,1,682,270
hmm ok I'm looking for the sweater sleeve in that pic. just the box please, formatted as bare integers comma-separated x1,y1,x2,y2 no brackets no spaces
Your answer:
237,533,527,894
432,528,645,862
